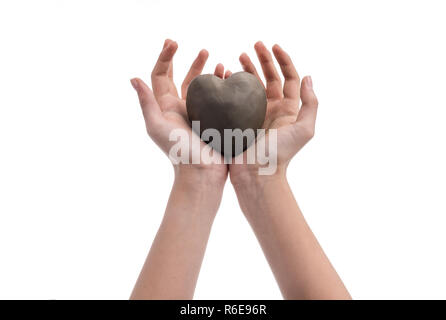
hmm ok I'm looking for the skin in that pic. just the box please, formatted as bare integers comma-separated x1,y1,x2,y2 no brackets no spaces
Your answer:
130,39,351,299
130,40,228,299
230,42,351,299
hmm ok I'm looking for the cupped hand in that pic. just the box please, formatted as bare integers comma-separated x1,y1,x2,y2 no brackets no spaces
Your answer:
131,39,229,183
229,41,319,183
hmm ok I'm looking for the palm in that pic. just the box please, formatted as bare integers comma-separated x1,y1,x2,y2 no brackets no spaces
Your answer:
230,42,318,180
265,98,298,129
135,39,229,175
157,95,189,128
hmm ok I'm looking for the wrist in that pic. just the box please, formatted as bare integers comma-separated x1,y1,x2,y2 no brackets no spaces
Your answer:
166,165,227,221
230,164,287,190
173,164,227,192
231,169,290,220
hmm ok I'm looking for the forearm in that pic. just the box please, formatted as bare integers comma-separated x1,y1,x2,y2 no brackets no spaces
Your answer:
131,168,225,299
233,172,351,300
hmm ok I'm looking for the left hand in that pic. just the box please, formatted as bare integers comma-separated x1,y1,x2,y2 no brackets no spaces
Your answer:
229,41,319,184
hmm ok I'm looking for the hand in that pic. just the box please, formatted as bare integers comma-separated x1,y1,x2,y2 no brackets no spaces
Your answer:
131,39,229,184
229,41,319,184
130,41,232,299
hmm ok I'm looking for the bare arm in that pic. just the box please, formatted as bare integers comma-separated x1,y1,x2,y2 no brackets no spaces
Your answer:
131,169,224,299
230,42,351,299
233,173,351,299
130,40,229,299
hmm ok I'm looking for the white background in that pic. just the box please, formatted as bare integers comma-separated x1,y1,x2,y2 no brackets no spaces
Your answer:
1,0,445,299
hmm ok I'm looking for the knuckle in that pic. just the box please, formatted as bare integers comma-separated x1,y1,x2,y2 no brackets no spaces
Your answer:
304,127,315,139
151,70,161,79
145,119,158,137
139,96,147,107
309,95,319,106
298,124,315,140
146,125,155,137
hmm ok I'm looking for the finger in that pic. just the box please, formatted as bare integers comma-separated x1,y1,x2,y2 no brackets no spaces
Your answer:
224,70,232,79
153,39,177,77
151,40,178,97
239,53,264,86
214,63,224,78
130,78,163,129
162,39,174,79
296,76,318,136
162,40,179,96
254,41,282,99
272,44,300,100
181,49,209,99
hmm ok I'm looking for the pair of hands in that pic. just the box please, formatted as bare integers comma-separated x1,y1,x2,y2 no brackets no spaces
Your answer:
131,39,318,186
129,42,352,300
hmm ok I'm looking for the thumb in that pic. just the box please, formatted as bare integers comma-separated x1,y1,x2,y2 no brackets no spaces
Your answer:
296,76,318,137
130,78,162,121
130,78,163,135
130,78,161,124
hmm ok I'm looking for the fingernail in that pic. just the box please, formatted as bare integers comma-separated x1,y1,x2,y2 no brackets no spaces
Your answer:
130,78,138,91
306,76,313,89
255,41,264,48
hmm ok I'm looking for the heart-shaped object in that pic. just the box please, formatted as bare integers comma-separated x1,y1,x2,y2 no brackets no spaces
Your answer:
186,71,267,157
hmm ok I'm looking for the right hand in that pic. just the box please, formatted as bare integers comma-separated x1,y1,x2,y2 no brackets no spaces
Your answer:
131,39,230,183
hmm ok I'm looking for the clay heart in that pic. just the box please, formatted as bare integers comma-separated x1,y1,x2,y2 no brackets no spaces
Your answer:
186,71,267,157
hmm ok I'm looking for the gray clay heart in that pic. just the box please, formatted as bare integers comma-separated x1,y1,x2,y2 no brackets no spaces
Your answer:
186,71,267,157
